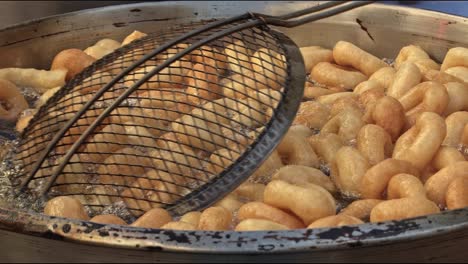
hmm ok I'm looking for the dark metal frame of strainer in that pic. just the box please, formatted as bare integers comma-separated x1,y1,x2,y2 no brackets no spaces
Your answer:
18,0,373,216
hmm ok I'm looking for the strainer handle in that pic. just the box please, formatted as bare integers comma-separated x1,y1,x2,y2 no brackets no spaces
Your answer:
256,1,374,28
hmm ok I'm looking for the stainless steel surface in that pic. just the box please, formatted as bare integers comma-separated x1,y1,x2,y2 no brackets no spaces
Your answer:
0,1,149,27
0,1,467,262
0,207,467,262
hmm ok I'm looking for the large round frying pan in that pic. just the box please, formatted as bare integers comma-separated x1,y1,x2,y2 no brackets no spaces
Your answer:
0,1,466,262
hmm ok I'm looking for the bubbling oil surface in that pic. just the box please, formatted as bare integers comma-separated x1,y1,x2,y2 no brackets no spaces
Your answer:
0,77,365,219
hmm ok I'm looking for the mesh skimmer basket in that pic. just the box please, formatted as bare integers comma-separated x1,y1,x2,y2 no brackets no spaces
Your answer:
9,21,305,217
7,1,372,217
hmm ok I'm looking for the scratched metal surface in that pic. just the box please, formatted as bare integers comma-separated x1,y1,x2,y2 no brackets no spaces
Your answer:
0,207,467,262
383,1,468,17
0,1,151,28
0,1,467,262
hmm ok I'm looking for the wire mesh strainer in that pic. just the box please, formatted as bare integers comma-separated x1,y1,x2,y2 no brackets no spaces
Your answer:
9,1,372,217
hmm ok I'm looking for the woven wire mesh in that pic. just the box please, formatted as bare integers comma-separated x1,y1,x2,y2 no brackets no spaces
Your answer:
10,21,294,217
